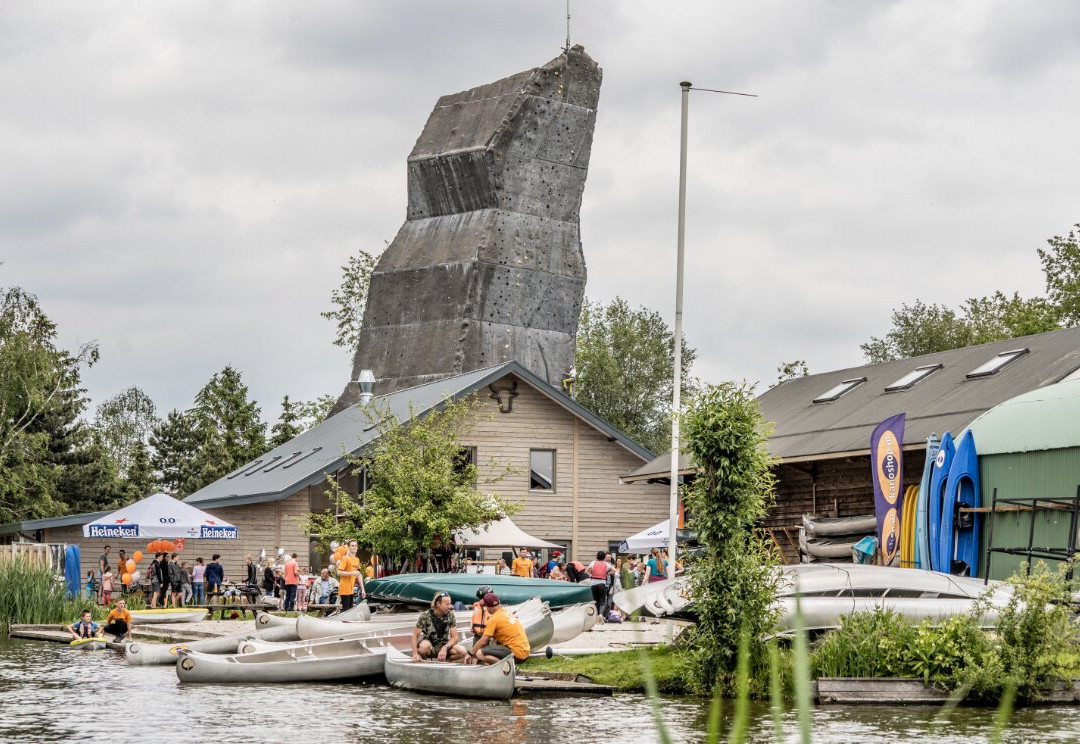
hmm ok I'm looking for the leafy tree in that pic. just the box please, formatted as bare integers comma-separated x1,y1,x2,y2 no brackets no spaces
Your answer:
304,395,516,569
149,409,201,497
120,440,157,501
297,395,335,426
775,359,809,385
322,249,377,353
93,386,158,479
188,366,267,493
681,381,780,695
0,286,102,520
270,395,304,448
1038,223,1080,326
574,297,696,455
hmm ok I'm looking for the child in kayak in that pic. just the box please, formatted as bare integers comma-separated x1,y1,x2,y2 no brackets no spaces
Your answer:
66,609,102,641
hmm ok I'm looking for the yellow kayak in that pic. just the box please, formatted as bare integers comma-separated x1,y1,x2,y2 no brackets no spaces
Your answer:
70,637,107,650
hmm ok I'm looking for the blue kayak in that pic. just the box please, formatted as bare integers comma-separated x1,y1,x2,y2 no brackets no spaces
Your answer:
914,435,940,570
927,432,955,573
943,430,981,577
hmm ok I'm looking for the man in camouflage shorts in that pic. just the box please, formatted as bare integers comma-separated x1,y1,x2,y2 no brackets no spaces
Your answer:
411,590,467,662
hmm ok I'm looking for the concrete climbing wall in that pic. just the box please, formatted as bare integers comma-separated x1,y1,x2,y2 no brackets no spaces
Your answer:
334,46,602,408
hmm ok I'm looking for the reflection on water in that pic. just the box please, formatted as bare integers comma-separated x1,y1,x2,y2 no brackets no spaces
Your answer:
2,638,1079,743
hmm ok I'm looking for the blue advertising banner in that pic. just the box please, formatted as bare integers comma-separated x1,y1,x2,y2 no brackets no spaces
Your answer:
871,413,906,565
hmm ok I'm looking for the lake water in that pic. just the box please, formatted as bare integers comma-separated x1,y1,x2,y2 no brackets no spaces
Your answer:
1,638,1078,743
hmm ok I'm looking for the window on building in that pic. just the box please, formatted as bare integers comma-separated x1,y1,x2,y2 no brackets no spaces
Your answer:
885,363,943,392
530,449,556,492
812,377,867,403
966,348,1029,379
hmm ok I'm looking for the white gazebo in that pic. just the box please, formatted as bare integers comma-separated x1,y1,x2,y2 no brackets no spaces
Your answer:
455,517,562,549
619,519,670,553
82,492,239,540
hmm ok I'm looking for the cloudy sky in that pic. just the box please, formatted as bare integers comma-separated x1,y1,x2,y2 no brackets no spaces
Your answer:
3,1,1079,424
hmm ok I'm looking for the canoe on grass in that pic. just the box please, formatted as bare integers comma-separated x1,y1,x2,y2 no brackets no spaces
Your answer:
773,595,1002,632
130,608,208,624
365,573,591,608
801,514,877,537
126,624,300,666
70,637,107,651
383,645,516,700
549,603,598,645
176,637,388,683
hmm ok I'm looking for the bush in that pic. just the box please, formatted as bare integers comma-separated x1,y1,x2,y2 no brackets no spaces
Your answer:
810,609,917,679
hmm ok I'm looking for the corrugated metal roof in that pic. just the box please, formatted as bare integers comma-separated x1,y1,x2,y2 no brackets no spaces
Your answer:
184,361,653,510
0,510,111,537
967,378,1080,455
622,327,1080,481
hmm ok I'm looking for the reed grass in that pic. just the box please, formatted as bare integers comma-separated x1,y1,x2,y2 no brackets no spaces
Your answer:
0,559,84,632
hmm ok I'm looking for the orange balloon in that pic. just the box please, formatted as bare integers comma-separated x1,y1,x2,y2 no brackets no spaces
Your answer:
164,540,175,552
121,572,132,585
146,541,155,553
126,560,135,573
133,551,143,562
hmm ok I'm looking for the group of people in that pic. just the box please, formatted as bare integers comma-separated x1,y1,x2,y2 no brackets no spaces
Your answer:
65,598,134,644
410,586,530,667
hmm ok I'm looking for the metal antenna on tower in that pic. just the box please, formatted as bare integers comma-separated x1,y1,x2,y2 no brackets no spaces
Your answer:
565,0,571,52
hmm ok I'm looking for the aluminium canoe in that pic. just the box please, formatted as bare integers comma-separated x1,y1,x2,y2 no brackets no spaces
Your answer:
801,514,877,537
69,637,107,650
365,573,591,608
799,531,868,559
612,578,688,616
130,608,209,624
549,603,598,644
778,563,1010,601
927,432,956,573
383,645,516,700
773,595,1003,632
126,624,300,666
175,637,387,683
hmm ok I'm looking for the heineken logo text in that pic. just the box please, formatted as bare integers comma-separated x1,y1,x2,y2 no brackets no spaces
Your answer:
89,524,139,538
200,526,237,539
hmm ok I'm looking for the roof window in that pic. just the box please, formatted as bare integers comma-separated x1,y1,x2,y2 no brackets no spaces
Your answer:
885,364,943,392
263,451,303,473
226,461,259,480
236,460,265,478
813,377,867,403
966,348,1029,379
282,447,322,469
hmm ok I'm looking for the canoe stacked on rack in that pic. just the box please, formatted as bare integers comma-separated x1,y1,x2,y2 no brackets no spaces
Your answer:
799,514,877,564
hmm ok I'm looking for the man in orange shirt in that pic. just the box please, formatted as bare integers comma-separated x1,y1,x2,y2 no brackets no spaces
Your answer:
283,553,301,611
510,548,533,578
102,597,132,642
469,593,530,665
336,540,365,611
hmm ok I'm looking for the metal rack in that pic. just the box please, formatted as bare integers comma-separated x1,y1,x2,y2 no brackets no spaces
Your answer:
982,484,1080,584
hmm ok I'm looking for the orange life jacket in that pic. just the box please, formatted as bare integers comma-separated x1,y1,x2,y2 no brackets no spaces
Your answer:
471,601,492,636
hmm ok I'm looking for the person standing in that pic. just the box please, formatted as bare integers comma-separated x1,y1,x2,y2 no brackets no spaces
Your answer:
586,551,614,618
103,598,133,642
335,540,365,611
100,568,115,606
261,559,275,598
244,554,258,587
97,545,112,603
511,548,533,578
178,561,193,606
167,553,185,607
646,548,667,583
283,553,300,611
204,554,225,603
115,549,128,593
191,557,206,605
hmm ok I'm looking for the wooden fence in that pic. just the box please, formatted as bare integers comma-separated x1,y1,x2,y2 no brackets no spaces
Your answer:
0,543,64,570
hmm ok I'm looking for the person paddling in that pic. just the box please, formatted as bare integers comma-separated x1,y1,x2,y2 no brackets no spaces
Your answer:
66,609,101,641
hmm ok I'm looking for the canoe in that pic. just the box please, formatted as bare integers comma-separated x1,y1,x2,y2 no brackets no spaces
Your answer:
549,603,598,644
801,514,877,537
334,602,373,621
927,432,956,572
778,563,1010,601
254,611,296,629
365,573,591,608
130,608,209,624
176,637,387,683
799,531,870,559
774,595,1001,632
70,637,107,651
915,435,941,570
944,431,981,577
383,645,516,700
612,578,685,616
126,625,300,666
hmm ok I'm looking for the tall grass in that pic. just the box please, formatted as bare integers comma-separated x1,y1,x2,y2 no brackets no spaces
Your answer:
0,559,86,632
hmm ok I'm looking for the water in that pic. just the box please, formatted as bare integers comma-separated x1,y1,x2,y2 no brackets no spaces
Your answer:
2,638,1079,743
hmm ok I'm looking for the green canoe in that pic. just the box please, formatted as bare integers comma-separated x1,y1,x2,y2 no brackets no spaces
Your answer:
366,573,592,608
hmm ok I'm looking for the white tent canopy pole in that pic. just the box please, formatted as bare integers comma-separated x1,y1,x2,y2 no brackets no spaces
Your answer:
619,519,670,553
82,492,238,540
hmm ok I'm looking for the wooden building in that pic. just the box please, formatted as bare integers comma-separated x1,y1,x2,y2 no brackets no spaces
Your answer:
622,327,1080,563
1,362,669,577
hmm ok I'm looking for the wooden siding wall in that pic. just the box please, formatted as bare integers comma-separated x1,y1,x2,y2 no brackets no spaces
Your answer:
45,490,311,580
768,451,926,564
461,377,669,561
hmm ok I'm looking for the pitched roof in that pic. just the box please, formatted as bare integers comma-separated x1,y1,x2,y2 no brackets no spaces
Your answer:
967,377,1080,455
622,327,1080,482
184,361,653,510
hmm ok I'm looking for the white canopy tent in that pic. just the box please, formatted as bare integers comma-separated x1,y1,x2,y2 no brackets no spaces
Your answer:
619,519,669,553
456,517,563,549
82,492,239,540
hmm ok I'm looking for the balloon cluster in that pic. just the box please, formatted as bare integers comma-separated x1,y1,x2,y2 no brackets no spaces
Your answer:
147,539,177,554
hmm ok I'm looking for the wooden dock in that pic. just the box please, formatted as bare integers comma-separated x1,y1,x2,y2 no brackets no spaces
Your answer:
515,672,614,696
816,677,1080,705
8,624,206,648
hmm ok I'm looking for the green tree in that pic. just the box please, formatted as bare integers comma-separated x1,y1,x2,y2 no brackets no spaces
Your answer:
297,395,335,426
1038,223,1080,326
574,297,696,455
120,440,157,501
188,366,267,493
775,359,809,385
270,395,304,448
93,386,158,479
0,286,103,520
304,396,516,569
149,409,201,497
681,381,780,695
322,249,377,353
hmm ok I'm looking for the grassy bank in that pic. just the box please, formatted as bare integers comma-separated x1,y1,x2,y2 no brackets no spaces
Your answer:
526,647,691,694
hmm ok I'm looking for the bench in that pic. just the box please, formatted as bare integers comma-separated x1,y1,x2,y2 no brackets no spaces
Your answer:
189,604,260,621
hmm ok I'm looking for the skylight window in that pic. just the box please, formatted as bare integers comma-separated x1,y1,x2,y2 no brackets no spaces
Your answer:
282,447,322,469
236,460,265,477
263,452,303,473
813,377,867,403
885,364,943,392
966,348,1029,379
